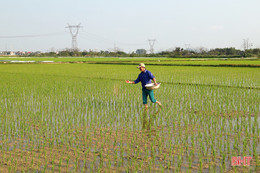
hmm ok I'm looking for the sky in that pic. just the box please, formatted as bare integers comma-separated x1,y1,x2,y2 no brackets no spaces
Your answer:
1,0,260,53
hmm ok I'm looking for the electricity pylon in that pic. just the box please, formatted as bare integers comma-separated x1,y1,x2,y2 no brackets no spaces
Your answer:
148,39,156,54
66,23,83,50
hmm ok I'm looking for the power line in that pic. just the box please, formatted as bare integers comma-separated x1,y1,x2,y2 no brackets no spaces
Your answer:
0,32,65,38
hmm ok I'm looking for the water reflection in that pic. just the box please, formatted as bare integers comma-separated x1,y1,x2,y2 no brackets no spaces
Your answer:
142,106,162,130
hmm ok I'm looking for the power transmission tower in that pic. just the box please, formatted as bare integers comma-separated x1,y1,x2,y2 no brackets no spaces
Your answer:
148,39,156,54
66,23,83,50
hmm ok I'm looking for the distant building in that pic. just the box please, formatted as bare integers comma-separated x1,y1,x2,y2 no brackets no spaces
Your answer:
16,51,25,56
35,51,42,55
136,49,146,55
5,51,15,56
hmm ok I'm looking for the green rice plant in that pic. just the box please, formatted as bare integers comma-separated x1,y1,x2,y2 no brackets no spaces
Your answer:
58,158,62,172
66,156,70,171
8,164,12,173
177,154,182,172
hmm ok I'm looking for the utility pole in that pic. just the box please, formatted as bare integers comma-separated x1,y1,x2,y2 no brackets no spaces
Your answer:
113,42,120,52
242,38,253,51
66,23,83,50
242,38,253,57
148,39,156,54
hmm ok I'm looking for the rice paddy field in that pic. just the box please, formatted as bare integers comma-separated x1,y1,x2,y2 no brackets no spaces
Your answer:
0,59,259,172
1,56,260,66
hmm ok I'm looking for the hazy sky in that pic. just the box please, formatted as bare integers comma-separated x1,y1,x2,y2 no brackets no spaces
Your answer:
1,0,260,52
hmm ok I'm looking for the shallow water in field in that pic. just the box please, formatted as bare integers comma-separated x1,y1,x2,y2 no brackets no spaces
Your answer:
0,63,259,172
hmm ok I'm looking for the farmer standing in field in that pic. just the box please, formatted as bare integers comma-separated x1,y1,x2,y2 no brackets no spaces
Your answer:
125,63,161,109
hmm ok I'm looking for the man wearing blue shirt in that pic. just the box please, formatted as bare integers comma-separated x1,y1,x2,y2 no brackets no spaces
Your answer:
126,63,161,109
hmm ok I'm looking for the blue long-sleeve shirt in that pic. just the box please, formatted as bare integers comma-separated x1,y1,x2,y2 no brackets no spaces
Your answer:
134,70,155,88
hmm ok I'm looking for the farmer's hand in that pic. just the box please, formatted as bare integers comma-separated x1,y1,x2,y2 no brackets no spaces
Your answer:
154,82,158,86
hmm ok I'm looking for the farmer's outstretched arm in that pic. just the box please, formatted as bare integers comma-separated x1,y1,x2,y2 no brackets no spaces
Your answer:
125,80,135,84
126,75,140,84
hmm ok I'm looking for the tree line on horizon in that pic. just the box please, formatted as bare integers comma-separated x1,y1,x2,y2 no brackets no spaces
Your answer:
27,47,260,58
